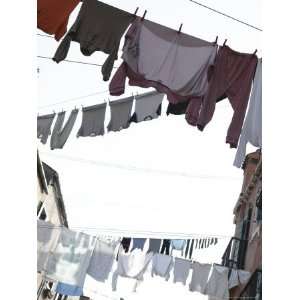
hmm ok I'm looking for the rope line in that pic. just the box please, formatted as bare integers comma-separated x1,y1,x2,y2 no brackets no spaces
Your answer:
188,0,262,31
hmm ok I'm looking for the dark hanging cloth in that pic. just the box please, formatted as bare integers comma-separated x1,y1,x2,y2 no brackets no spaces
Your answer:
107,96,134,132
166,101,189,116
37,113,56,144
201,239,206,249
185,239,191,258
37,0,80,41
120,237,131,253
53,0,135,81
77,103,107,137
214,238,218,245
189,239,195,259
130,91,164,123
147,239,162,254
196,45,258,148
50,109,78,149
131,238,146,251
197,239,202,249
160,239,171,255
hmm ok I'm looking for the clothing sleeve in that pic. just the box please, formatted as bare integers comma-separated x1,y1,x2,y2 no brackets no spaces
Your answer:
102,47,119,82
53,34,73,63
109,62,128,96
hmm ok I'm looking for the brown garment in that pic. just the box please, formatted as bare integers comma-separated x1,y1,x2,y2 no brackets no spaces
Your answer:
197,46,258,148
37,0,80,41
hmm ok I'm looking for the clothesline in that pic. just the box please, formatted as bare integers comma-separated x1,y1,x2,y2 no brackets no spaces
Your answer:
40,151,240,181
188,0,262,32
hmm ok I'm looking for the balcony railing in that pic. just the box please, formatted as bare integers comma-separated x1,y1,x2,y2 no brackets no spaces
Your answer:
222,237,247,269
239,269,262,300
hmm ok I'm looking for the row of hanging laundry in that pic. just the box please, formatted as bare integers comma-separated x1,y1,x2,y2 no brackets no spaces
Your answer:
38,220,250,299
37,0,262,168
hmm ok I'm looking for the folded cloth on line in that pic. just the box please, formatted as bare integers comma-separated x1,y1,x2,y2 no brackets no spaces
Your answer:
37,113,56,144
45,227,96,286
151,253,174,281
50,109,78,149
56,282,83,296
53,0,135,81
112,248,153,292
77,103,107,137
37,220,62,273
37,0,80,41
87,239,119,282
173,257,191,285
234,58,262,167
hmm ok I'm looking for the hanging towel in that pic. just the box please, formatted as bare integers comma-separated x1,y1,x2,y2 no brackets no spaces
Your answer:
50,109,78,149
147,238,161,254
45,227,96,286
160,239,171,255
130,91,164,123
131,238,147,251
87,239,119,282
107,96,134,132
56,282,83,296
196,46,258,148
53,0,135,81
77,103,107,137
234,58,262,167
189,262,212,293
228,269,251,289
170,239,186,256
37,220,62,273
112,249,153,292
151,253,174,281
37,0,80,41
37,113,56,144
110,18,217,106
173,257,191,285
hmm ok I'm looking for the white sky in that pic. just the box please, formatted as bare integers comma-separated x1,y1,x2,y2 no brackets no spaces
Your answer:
37,0,261,298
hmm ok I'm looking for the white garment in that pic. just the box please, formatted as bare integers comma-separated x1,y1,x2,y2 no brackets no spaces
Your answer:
87,239,119,282
37,220,62,273
112,248,153,292
189,262,212,293
234,58,262,168
228,269,251,289
151,253,174,280
173,257,191,285
204,265,229,299
45,227,96,286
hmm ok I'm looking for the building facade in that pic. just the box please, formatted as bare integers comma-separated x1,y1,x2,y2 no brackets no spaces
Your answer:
222,150,262,299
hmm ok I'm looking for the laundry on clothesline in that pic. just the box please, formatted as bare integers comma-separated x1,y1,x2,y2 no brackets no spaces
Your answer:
37,113,56,144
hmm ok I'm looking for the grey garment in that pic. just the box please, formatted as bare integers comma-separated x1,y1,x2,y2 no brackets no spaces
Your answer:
77,103,107,137
173,257,191,285
131,238,147,251
147,238,161,254
37,113,56,144
234,59,262,168
87,239,118,282
121,19,217,100
53,0,135,81
130,91,164,123
107,96,134,132
189,262,212,293
50,109,78,150
151,253,174,281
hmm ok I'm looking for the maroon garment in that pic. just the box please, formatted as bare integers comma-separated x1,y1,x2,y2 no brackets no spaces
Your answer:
196,46,258,148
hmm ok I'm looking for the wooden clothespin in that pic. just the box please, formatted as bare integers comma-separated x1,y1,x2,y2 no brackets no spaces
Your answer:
178,23,183,34
134,7,139,15
214,36,218,45
253,49,257,55
141,10,147,21
223,39,227,46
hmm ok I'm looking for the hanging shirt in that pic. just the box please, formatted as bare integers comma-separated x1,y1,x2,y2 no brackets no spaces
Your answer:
77,103,107,138
107,96,134,132
170,239,186,256
173,257,191,285
131,238,147,251
130,91,164,123
37,113,56,144
147,238,162,254
37,220,62,273
56,282,83,296
120,237,131,253
234,58,262,167
196,46,258,148
109,18,217,104
45,227,96,286
151,253,174,281
86,239,119,282
112,249,153,292
37,0,80,41
53,0,135,81
189,262,212,294
50,109,78,150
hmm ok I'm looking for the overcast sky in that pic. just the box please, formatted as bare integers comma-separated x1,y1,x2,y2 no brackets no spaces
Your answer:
37,0,261,298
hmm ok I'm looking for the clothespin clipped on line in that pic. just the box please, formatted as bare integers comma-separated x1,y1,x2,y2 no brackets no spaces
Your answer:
214,36,218,45
178,23,183,34
134,7,139,15
223,39,227,46
253,49,258,55
141,10,147,21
